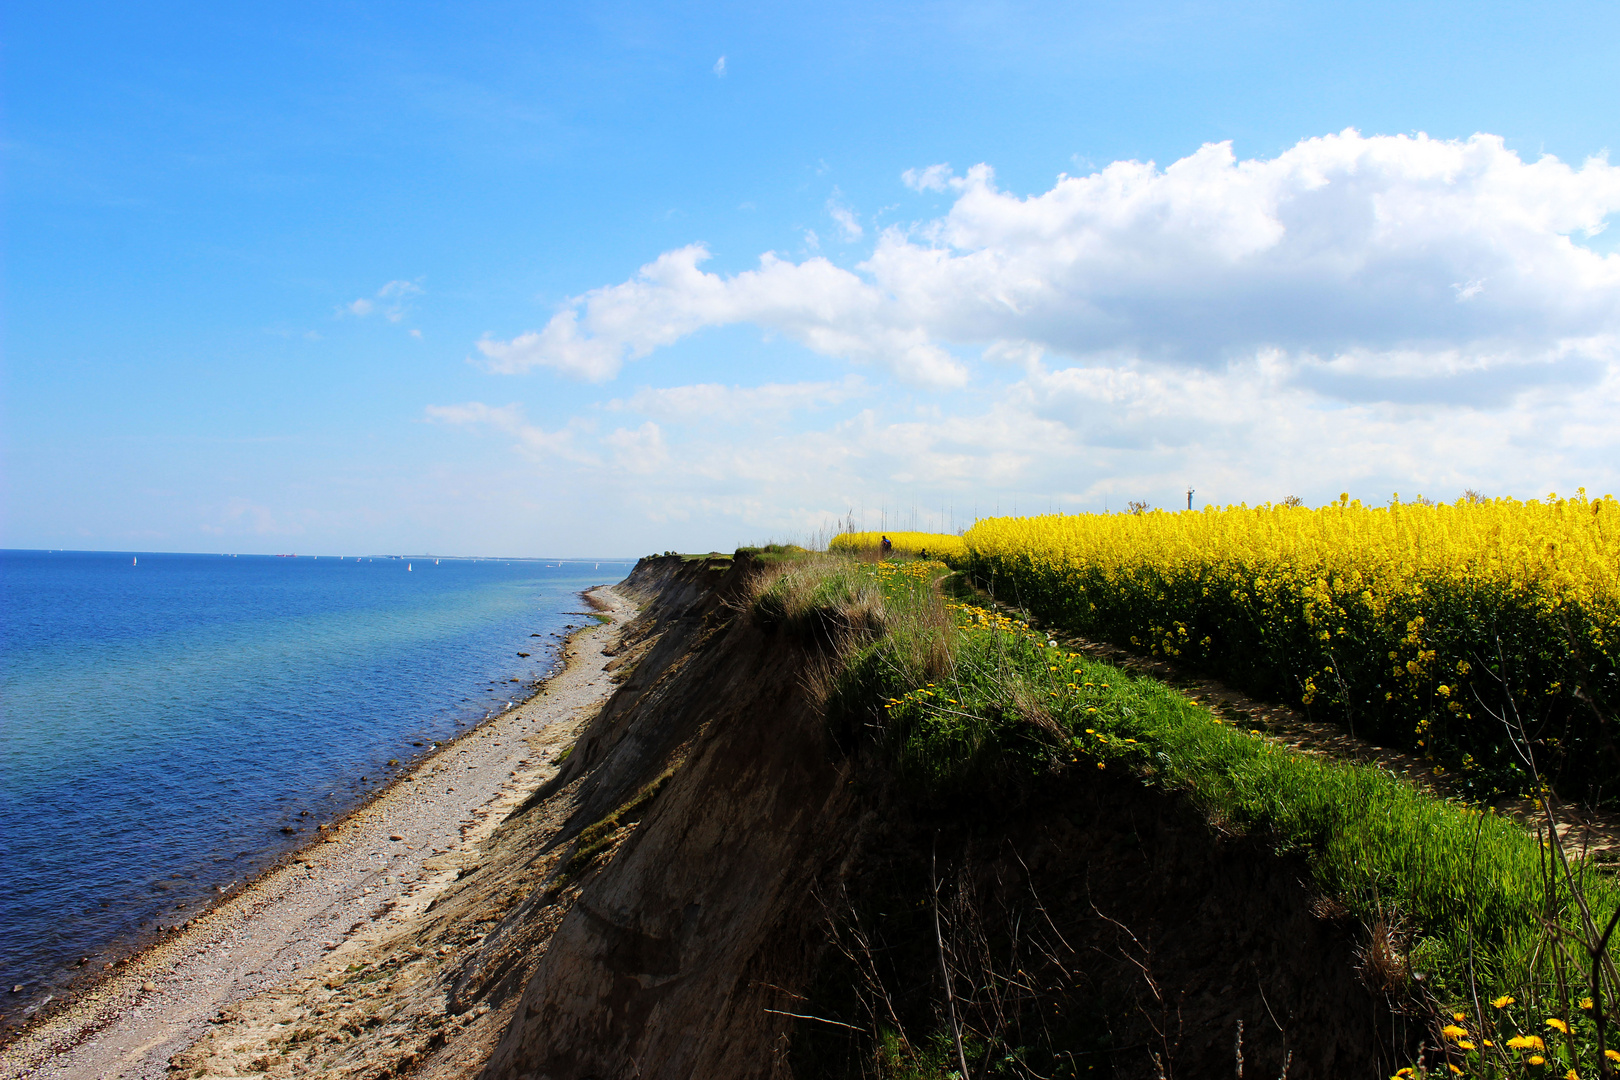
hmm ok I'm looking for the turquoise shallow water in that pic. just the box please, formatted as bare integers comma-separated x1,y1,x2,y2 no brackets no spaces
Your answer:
0,549,633,1028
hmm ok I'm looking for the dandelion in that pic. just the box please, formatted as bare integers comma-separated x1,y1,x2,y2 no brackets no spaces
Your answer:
1545,1018,1568,1034
1527,1056,1544,1065
1443,1025,1470,1040
1096,762,1105,770
1492,995,1516,1008
1507,1036,1544,1051
1578,997,1593,1010
1447,1066,1462,1076
1606,1050,1620,1064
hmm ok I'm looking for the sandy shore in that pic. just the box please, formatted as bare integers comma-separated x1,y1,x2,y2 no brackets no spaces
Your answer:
0,584,637,1080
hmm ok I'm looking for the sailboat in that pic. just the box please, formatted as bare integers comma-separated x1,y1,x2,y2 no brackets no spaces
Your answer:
132,556,137,566
407,563,412,571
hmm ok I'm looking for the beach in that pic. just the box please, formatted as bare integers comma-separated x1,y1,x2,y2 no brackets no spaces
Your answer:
0,584,636,1080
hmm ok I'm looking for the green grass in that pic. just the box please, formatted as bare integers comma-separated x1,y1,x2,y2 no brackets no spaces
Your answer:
796,557,1620,1078
550,770,673,891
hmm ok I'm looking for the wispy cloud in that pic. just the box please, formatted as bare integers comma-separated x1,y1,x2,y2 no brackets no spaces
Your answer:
713,55,726,77
828,187,863,241
344,279,424,323
609,376,865,423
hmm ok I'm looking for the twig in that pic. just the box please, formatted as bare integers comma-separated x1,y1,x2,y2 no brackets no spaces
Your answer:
933,835,972,1080
762,1007,862,1031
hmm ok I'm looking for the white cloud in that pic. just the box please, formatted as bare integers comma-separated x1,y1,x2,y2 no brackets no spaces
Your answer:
713,55,726,77
831,205,863,241
474,243,969,388
902,163,955,192
346,279,424,322
476,131,1619,406
424,402,594,464
443,131,1620,548
606,421,669,474
828,188,864,241
609,376,865,423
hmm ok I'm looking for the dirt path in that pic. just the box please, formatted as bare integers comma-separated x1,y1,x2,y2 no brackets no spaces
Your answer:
0,585,637,1080
958,583,1620,861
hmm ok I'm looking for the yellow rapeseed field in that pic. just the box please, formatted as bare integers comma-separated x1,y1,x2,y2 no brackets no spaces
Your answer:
829,531,967,559
956,492,1620,801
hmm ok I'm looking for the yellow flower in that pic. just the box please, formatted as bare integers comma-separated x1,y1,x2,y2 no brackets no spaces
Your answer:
1393,1069,1415,1079
1579,997,1593,1010
1443,1025,1470,1040
1564,1070,1578,1080
1454,1012,1468,1023
1545,1018,1568,1034
1492,995,1516,1008
1527,1056,1543,1065
1606,1050,1620,1064
1456,1040,1476,1050
1096,762,1105,770
1447,1066,1462,1076
1507,1035,1545,1051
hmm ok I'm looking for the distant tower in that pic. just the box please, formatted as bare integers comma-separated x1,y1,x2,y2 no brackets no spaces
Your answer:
1187,486,1195,511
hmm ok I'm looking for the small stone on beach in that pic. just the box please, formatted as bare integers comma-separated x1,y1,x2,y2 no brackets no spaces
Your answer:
142,981,156,992
389,834,404,842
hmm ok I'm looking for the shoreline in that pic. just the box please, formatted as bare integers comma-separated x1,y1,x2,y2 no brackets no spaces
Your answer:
0,583,637,1080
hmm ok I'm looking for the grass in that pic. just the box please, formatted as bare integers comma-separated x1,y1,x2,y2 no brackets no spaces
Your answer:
550,770,673,892
769,555,1620,1079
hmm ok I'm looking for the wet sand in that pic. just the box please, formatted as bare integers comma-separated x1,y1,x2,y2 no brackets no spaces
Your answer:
0,585,636,1080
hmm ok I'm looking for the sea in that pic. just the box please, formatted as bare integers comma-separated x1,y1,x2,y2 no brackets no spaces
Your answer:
0,549,635,1031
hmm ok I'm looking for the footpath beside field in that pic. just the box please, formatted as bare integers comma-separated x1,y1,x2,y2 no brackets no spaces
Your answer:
1005,593,1620,864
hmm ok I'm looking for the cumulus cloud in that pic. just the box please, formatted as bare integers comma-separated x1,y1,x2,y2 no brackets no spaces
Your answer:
475,131,1619,408
474,244,968,387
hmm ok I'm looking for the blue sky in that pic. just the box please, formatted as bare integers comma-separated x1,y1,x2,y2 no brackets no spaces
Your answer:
5,1,1619,556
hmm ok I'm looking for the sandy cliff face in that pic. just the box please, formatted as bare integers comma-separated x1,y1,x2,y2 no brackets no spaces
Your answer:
479,554,856,1080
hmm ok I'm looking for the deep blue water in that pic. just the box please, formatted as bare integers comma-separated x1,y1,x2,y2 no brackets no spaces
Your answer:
0,549,633,1025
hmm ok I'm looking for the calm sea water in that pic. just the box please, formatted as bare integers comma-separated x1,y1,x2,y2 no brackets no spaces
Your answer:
0,549,633,1026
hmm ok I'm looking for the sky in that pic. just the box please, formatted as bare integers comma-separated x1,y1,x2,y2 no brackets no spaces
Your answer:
5,1,1619,557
